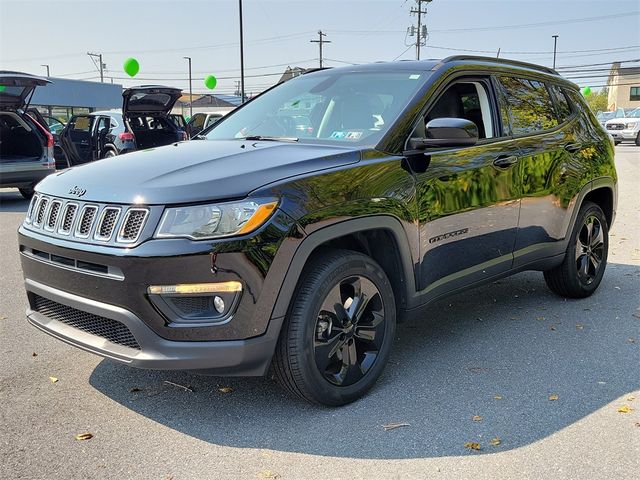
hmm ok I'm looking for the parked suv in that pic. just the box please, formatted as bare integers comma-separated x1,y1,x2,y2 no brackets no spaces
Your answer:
0,71,56,199
19,57,617,405
605,107,640,145
60,86,186,164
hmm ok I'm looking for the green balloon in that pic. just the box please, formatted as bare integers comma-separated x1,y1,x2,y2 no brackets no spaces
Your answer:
582,86,592,96
123,58,140,77
204,75,217,89
0,85,5,92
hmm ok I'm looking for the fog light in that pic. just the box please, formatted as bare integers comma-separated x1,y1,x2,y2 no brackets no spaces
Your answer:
213,296,225,314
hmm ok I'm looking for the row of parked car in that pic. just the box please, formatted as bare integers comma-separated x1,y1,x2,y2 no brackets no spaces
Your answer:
597,107,640,146
0,71,228,198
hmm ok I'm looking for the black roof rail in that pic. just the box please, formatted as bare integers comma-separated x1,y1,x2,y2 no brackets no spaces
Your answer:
438,55,559,76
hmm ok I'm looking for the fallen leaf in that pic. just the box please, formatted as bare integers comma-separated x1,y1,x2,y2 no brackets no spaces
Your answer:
0,315,6,320
257,470,280,479
32,352,37,357
493,395,503,400
549,394,559,401
617,405,634,414
635,422,640,427
549,325,557,331
614,286,621,290
472,415,483,422
628,338,637,344
464,442,481,451
627,396,635,402
129,387,142,393
49,376,58,383
536,316,546,321
510,316,519,320
75,433,93,441
489,437,501,446
382,422,410,431
576,324,584,330
218,386,234,394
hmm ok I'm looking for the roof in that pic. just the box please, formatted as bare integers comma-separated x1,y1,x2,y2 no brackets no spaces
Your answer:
278,66,307,84
190,94,236,108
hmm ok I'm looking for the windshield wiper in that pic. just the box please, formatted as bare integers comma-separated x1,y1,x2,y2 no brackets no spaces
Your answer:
242,135,299,142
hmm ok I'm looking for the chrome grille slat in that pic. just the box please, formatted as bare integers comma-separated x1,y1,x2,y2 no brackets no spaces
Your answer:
94,207,121,241
117,209,149,243
75,205,98,238
23,196,153,246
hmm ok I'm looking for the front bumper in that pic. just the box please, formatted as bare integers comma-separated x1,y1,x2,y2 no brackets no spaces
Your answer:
26,279,284,374
608,128,639,141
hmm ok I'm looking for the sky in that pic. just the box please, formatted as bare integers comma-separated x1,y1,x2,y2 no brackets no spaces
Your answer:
1,0,639,96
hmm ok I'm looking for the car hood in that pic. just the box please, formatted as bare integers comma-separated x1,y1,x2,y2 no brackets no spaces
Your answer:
36,139,361,204
606,117,639,124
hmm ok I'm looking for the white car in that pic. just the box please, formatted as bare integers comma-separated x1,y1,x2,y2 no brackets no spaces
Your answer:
604,108,640,146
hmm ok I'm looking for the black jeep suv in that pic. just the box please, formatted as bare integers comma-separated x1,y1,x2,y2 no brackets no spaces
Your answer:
19,56,617,405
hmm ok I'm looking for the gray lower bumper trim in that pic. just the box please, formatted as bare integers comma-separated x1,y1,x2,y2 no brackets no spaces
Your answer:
25,279,283,376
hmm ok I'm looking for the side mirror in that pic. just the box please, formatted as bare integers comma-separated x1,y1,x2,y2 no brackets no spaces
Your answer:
409,117,479,150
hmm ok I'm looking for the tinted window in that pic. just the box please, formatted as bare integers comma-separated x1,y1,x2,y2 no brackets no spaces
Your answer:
190,114,205,130
549,84,572,122
69,116,93,132
497,76,558,135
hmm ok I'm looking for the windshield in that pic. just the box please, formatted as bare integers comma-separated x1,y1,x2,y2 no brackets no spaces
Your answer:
625,108,640,118
205,70,429,145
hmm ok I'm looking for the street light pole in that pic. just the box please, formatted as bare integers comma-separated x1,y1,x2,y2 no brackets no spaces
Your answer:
183,56,193,119
239,0,245,103
41,64,50,77
552,35,559,69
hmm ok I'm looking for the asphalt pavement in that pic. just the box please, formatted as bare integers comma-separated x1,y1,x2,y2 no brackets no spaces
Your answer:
1,146,638,480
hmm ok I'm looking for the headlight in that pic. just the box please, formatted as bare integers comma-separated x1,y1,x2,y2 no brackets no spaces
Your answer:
156,199,278,240
625,122,638,129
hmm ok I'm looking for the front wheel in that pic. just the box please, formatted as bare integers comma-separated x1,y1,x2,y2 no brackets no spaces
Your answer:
273,249,396,406
635,132,640,147
103,150,117,158
544,202,609,298
18,186,35,200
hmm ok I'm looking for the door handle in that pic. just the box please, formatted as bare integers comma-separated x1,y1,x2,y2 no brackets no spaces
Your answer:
493,155,519,168
564,143,580,153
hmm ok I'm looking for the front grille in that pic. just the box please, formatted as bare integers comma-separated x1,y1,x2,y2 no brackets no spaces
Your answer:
23,195,152,247
606,123,624,130
95,207,120,241
33,295,140,350
76,206,98,238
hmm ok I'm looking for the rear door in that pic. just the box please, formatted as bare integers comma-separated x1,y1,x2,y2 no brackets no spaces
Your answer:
122,86,182,117
60,115,95,165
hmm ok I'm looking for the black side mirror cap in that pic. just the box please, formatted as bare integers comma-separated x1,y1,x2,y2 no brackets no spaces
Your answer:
409,117,479,150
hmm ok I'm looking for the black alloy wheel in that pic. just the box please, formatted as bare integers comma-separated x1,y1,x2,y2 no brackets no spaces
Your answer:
313,275,386,387
575,215,605,285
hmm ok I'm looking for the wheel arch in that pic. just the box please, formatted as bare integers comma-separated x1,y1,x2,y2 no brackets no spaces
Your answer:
583,181,616,228
270,216,417,321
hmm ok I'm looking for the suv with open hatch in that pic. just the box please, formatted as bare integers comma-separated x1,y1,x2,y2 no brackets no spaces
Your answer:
60,86,186,164
0,71,56,199
19,56,617,406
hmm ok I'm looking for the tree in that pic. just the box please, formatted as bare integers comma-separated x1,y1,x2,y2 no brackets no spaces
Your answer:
583,89,608,113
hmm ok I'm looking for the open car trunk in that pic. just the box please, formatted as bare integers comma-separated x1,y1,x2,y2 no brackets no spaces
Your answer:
0,112,44,162
128,116,181,150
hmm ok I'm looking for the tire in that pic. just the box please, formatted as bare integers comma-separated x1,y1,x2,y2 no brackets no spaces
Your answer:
103,149,117,158
543,201,608,298
635,132,640,147
614,141,621,146
273,249,396,406
18,186,35,200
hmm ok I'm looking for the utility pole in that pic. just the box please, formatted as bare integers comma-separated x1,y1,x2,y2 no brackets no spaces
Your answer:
41,64,50,77
552,35,559,69
310,30,331,68
87,52,104,82
409,0,432,60
183,56,193,119
238,0,245,103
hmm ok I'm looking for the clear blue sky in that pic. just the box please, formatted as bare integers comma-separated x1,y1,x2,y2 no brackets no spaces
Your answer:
1,0,638,96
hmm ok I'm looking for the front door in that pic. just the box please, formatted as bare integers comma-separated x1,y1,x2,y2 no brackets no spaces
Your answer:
94,116,111,160
409,78,521,300
60,115,95,165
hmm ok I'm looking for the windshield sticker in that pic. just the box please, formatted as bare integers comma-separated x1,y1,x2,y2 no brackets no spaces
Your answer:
409,74,421,80
345,131,363,140
330,131,347,139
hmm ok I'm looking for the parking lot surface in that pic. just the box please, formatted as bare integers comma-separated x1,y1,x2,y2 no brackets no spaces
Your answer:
1,146,638,480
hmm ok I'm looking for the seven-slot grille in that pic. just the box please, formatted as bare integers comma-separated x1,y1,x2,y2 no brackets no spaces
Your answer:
606,123,624,130
25,194,149,245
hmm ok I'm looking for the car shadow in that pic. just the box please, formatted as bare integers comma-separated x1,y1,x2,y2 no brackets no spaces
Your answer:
89,263,640,459
0,189,30,213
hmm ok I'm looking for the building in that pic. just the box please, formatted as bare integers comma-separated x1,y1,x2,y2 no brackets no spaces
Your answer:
173,94,237,117
278,66,306,84
607,63,640,110
30,77,122,122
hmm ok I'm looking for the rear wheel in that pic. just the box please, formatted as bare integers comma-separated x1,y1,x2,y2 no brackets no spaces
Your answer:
543,202,608,298
103,149,117,158
273,249,396,406
18,186,34,200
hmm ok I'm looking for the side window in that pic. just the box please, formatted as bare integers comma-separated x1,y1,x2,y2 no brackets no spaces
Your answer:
548,84,572,123
96,116,110,133
190,114,205,130
70,115,93,132
418,80,495,140
497,76,559,135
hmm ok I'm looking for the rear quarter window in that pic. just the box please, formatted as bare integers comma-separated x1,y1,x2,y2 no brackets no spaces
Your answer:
548,84,572,123
497,76,559,135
